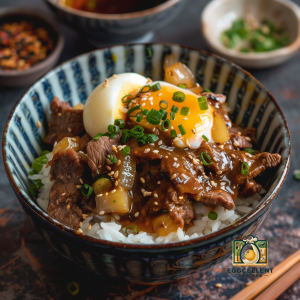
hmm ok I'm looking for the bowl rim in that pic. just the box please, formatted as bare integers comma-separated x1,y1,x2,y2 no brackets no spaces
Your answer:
0,7,64,77
201,0,300,62
46,0,183,20
2,43,291,249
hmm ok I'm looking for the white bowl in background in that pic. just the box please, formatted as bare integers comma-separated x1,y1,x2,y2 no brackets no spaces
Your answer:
201,0,300,68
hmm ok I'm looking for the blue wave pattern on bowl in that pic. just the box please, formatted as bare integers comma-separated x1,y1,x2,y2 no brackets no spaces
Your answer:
3,44,290,282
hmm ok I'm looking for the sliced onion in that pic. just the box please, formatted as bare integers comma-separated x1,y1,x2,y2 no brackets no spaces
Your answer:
117,152,136,190
164,62,195,88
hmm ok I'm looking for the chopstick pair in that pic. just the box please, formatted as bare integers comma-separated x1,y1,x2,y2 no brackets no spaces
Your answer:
230,249,300,300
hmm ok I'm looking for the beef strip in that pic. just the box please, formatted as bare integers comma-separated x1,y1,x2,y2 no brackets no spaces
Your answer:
231,133,252,149
48,148,86,228
200,189,234,210
229,125,256,144
239,179,262,198
79,133,92,152
44,97,84,145
86,133,121,177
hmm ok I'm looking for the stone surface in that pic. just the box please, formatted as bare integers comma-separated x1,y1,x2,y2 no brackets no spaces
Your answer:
1,0,300,299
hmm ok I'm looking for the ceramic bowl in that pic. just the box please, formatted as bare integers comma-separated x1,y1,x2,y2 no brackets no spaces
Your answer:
0,7,64,88
2,44,291,283
46,0,186,47
201,0,300,69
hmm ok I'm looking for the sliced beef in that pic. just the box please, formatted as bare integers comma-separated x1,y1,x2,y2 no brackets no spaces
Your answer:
44,97,84,145
239,179,262,198
87,133,121,177
48,148,86,229
197,142,231,173
79,133,92,152
167,201,194,228
231,133,252,149
201,92,226,104
200,189,234,210
229,125,256,144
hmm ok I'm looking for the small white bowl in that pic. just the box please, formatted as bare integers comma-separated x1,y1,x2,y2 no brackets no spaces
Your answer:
201,0,300,68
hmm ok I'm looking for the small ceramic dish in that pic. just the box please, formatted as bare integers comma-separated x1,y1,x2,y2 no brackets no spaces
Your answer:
2,44,291,283
46,0,186,47
201,0,300,68
0,7,64,88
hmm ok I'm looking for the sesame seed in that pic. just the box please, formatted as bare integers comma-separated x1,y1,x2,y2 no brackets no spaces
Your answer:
143,191,152,197
175,163,179,168
54,141,57,147
157,181,161,184
203,175,208,179
114,171,119,178
79,222,83,227
153,150,159,153
113,74,117,79
76,228,83,234
245,153,252,157
105,192,108,196
144,148,150,153
106,165,111,170
211,181,217,187
188,155,193,159
154,202,158,205
142,103,146,106
57,113,62,117
219,145,224,149
79,178,83,184
119,108,128,113
215,283,222,288
68,127,72,133
178,134,182,137
183,118,188,120
171,174,177,180
158,93,162,96
134,212,139,217
153,128,156,132
179,196,183,200
87,224,92,230
231,154,236,158
96,194,103,197
114,215,120,220
165,155,168,158
192,129,196,134
225,209,228,212
100,211,105,215
141,98,148,101
158,140,162,145
110,171,114,175
105,78,109,84
148,97,153,101
112,145,117,152
213,157,218,162
76,185,82,188
117,159,121,166
131,100,136,103
141,188,145,193
147,77,152,83
174,157,178,161
245,136,251,141
61,193,66,196
220,182,226,186
150,143,155,146
36,120,41,128
216,171,222,175
154,193,158,198
111,189,116,193
237,132,241,136
67,204,70,210
82,214,88,219
150,102,153,105
233,141,240,147
193,158,199,165
115,181,118,186
140,177,145,183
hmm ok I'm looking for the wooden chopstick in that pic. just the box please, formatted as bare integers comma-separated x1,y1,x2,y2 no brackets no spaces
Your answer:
230,249,300,300
255,260,300,300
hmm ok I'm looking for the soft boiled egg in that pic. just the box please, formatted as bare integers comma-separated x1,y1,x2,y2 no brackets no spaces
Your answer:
83,73,229,149
83,73,148,138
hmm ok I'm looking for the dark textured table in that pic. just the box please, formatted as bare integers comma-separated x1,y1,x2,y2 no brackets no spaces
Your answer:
1,0,300,299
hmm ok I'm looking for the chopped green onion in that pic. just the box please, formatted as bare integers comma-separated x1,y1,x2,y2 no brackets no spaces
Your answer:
202,135,209,142
170,112,175,120
67,281,79,296
32,161,43,172
140,85,151,93
137,135,147,145
108,125,120,134
30,179,43,193
122,94,134,103
208,211,218,220
131,125,144,138
180,107,190,116
114,119,125,129
40,150,50,156
127,105,141,115
198,96,208,110
150,83,161,92
178,84,187,88
110,133,117,139
200,152,213,165
161,119,171,131
125,225,138,234
36,155,48,165
81,183,93,197
147,47,152,57
142,109,150,116
244,148,255,155
159,109,168,120
178,124,186,136
149,109,164,121
204,88,211,92
110,154,118,164
294,170,300,181
121,146,130,156
171,105,179,113
28,189,35,197
241,162,249,175
136,115,142,122
94,133,103,140
147,134,159,143
113,200,116,203
29,169,37,176
172,91,185,103
146,117,160,125
159,100,168,110
121,129,131,143
170,129,177,138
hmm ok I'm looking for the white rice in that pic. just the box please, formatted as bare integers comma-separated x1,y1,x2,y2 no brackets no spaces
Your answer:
29,151,266,244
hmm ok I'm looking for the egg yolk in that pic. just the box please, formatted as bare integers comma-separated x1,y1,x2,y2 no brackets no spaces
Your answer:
245,249,256,261
130,84,215,148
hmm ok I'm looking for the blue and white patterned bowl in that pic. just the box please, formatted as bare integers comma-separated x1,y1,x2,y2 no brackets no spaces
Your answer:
2,44,291,283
